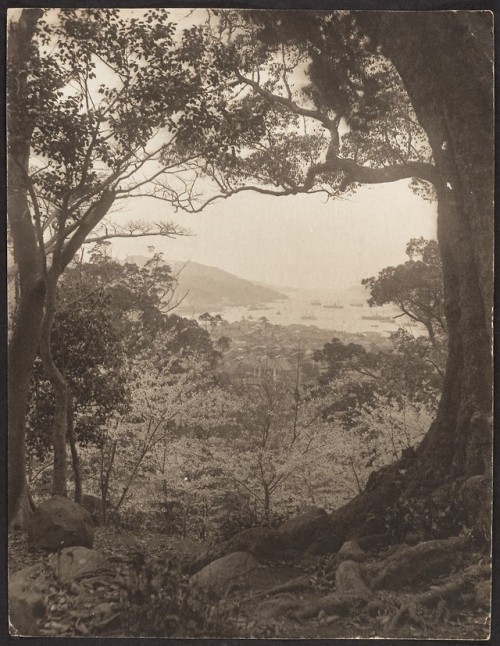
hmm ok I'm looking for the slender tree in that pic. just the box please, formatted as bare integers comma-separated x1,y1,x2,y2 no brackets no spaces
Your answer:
6,8,240,526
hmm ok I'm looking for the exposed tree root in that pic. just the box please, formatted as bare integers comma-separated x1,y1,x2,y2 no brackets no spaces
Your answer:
364,535,471,590
295,560,372,620
387,562,491,632
296,535,489,634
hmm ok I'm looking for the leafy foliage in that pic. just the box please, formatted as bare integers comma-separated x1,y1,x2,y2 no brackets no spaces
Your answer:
20,10,235,207
362,238,445,344
27,285,128,461
147,11,435,211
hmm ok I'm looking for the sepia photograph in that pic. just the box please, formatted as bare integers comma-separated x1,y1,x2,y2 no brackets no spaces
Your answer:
6,6,494,640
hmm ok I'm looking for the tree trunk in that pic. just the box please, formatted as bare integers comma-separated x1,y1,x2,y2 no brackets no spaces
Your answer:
7,9,44,529
364,12,493,485
263,485,270,522
39,274,68,497
309,13,493,553
8,282,45,528
67,397,82,503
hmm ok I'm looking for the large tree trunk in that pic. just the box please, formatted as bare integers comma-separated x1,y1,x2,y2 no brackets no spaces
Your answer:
7,9,45,528
363,11,493,485
311,12,493,553
8,285,44,529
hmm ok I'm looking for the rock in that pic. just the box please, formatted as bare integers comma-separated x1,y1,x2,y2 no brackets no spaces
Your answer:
81,494,104,526
28,495,94,551
277,507,328,551
326,540,368,576
190,551,259,593
228,526,285,560
9,564,47,635
335,560,372,599
336,540,367,564
189,526,283,574
48,546,111,583
404,531,422,546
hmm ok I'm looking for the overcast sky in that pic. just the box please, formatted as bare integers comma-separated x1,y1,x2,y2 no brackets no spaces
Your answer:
109,179,437,291
29,7,437,293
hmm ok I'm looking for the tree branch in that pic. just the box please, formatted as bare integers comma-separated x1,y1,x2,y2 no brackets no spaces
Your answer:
236,70,331,127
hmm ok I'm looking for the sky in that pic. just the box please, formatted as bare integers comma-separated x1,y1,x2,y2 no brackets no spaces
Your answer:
109,179,437,292
11,8,438,293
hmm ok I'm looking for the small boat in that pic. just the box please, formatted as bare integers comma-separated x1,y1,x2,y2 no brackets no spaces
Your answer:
311,300,322,306
324,303,344,309
301,313,317,321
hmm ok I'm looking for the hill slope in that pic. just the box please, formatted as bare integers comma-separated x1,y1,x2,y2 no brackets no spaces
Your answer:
123,256,287,311
173,261,287,311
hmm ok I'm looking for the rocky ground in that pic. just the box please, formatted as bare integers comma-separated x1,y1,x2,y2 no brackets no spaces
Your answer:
9,523,491,639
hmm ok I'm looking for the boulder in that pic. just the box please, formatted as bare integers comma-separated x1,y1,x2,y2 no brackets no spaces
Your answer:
9,564,47,635
81,494,104,526
28,495,94,551
335,560,372,599
335,540,367,564
189,526,283,574
227,526,285,560
190,551,259,593
326,539,368,577
48,546,111,583
277,507,328,551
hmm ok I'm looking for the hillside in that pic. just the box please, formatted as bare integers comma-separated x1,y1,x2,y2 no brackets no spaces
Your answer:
123,256,287,311
174,261,287,311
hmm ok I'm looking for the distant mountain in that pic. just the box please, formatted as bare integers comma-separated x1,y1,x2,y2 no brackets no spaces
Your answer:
122,256,287,311
173,261,288,311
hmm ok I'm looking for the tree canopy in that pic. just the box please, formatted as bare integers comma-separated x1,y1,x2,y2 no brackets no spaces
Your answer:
362,238,445,344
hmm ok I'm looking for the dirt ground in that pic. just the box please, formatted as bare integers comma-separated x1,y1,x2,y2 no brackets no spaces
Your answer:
8,527,491,639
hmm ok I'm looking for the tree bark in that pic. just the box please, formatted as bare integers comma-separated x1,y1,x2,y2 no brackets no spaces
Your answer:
39,273,68,496
361,11,494,486
67,396,82,503
307,12,493,553
263,485,270,522
8,285,44,529
7,9,45,528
